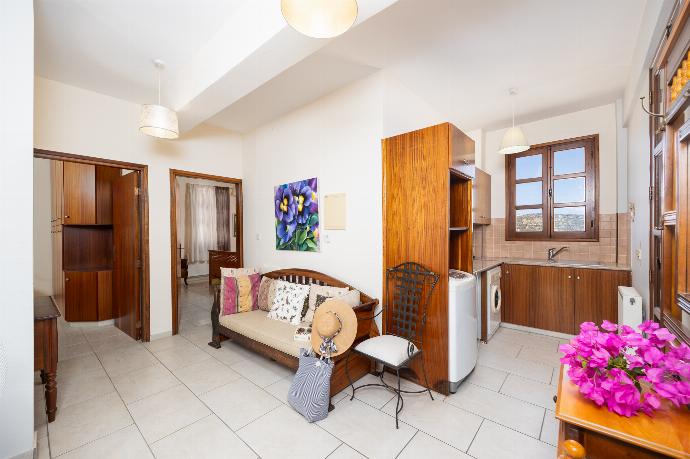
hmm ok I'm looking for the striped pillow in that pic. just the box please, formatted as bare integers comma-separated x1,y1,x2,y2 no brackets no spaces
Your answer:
222,273,261,316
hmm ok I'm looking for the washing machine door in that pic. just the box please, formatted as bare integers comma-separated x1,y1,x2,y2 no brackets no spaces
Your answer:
490,285,501,313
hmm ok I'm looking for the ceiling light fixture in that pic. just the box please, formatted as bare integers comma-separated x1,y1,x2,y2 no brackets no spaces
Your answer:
499,88,530,155
139,59,179,140
281,0,358,39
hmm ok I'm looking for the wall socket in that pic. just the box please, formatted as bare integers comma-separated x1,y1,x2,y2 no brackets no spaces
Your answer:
255,233,261,241
636,248,642,260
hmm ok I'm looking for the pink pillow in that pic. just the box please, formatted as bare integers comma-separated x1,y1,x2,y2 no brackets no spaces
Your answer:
222,273,261,316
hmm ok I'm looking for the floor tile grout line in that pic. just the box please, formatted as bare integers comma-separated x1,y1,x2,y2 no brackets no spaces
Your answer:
394,430,418,459
89,342,158,459
50,423,136,458
538,408,547,443
461,380,556,411
465,417,485,457
146,335,265,458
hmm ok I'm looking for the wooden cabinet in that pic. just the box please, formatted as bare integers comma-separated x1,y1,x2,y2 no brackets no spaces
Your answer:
574,268,631,327
63,162,96,225
64,271,98,322
532,266,574,334
472,168,491,225
383,122,475,395
501,264,532,327
501,263,631,334
51,160,119,322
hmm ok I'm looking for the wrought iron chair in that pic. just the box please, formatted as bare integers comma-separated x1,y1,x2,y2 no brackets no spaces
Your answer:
345,262,439,428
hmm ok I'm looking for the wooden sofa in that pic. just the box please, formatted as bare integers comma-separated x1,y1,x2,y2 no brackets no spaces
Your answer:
208,268,379,399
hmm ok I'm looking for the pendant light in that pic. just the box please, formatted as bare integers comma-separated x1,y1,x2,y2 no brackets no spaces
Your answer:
281,0,358,39
139,60,179,140
499,88,530,155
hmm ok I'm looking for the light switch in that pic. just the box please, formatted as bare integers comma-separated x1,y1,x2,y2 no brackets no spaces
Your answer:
256,233,261,241
636,248,642,260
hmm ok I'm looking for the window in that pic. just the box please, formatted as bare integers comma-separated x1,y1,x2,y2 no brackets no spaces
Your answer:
505,135,598,241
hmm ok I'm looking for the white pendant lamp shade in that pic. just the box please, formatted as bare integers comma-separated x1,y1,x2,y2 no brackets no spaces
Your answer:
281,0,358,38
140,104,178,139
499,126,530,155
139,60,179,140
499,88,530,154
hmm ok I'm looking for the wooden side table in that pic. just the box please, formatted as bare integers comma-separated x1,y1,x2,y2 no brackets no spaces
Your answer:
555,365,690,458
34,296,59,422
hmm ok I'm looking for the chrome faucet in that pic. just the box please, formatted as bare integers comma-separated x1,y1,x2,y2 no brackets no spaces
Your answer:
548,246,568,261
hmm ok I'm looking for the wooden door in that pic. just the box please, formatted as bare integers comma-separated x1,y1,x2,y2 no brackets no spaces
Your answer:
95,166,121,224
502,264,532,326
112,172,141,339
532,266,575,334
63,162,96,224
64,271,98,321
574,269,632,327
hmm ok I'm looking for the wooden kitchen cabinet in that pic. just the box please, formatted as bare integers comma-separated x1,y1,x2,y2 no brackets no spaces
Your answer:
64,271,98,322
501,263,631,334
501,264,532,327
574,268,632,327
63,162,96,225
472,168,491,225
532,266,575,334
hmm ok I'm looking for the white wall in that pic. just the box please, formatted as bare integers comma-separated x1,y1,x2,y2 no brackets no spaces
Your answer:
625,84,650,312
243,74,385,300
33,158,53,295
0,2,35,457
483,103,619,218
34,78,243,338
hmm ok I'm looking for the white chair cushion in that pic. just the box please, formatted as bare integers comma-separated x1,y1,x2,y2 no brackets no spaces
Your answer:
354,335,418,367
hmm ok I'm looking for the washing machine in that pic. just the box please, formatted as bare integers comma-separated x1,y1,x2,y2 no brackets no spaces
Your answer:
486,266,502,339
448,270,478,393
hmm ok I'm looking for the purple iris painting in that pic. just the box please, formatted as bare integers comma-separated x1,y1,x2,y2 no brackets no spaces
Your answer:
274,178,319,252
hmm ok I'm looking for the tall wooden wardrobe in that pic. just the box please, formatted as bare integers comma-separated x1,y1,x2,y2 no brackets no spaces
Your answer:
50,160,142,339
648,1,690,346
382,122,475,395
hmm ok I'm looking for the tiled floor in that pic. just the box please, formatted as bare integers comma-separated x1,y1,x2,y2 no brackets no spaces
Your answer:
37,280,567,458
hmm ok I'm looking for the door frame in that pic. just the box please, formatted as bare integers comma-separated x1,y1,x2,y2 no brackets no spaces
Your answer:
34,148,151,341
169,169,243,335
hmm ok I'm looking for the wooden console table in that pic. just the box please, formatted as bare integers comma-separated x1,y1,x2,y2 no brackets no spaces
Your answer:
34,296,59,422
556,366,690,458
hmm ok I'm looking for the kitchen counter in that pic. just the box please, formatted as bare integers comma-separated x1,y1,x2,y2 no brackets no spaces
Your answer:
472,257,631,273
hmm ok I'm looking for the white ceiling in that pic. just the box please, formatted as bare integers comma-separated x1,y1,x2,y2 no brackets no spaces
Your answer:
35,0,249,105
35,0,647,133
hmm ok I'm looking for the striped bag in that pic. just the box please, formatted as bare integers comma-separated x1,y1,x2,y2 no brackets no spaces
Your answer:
287,349,333,422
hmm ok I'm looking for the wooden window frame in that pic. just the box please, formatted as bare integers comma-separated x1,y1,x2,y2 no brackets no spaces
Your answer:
505,134,599,242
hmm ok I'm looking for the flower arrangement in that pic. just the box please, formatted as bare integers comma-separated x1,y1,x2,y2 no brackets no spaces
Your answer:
274,177,319,252
559,320,690,417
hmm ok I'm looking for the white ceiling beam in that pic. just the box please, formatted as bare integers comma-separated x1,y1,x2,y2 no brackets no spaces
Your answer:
171,0,400,132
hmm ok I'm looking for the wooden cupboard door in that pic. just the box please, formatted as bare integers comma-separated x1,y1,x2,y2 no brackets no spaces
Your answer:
97,271,112,321
95,166,121,224
63,162,96,224
574,269,631,327
113,172,141,340
64,271,98,322
502,264,532,326
532,266,575,334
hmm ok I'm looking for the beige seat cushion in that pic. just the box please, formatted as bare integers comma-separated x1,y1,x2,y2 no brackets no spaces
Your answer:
219,310,305,357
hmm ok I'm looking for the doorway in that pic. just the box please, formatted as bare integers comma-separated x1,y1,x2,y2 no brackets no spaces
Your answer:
34,149,151,341
169,169,243,335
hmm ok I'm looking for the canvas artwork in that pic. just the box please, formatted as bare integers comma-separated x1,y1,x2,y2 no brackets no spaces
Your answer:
274,177,320,252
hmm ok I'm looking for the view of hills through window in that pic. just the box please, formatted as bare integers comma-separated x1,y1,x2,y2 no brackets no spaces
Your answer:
516,209,585,232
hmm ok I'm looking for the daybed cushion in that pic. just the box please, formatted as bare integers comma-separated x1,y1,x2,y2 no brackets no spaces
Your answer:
219,310,304,357
268,280,310,325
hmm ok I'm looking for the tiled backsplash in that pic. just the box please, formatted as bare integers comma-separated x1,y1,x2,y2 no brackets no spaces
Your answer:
473,213,630,265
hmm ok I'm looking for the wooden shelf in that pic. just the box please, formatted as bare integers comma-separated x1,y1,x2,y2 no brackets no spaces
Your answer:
64,266,112,273
449,227,469,231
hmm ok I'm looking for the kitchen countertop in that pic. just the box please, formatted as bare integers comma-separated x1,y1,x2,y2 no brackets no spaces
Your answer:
472,257,631,274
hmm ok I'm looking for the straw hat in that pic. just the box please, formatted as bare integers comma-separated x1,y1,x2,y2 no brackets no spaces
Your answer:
311,299,357,358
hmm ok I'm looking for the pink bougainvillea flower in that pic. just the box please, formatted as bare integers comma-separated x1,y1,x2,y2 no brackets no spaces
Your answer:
601,320,618,332
561,320,689,417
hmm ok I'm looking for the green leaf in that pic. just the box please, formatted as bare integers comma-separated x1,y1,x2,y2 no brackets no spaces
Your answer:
308,213,319,226
296,229,307,245
305,238,317,249
299,242,308,251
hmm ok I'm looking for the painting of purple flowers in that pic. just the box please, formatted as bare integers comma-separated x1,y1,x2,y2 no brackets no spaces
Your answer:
274,177,319,252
